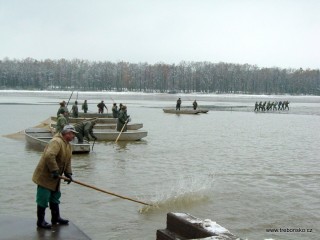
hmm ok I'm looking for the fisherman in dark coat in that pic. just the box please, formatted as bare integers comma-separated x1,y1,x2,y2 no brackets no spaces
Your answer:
193,100,198,110
117,105,130,132
71,101,79,118
57,101,69,117
176,98,182,110
97,101,108,114
75,120,97,143
32,125,76,229
55,109,68,133
82,100,88,113
112,103,119,118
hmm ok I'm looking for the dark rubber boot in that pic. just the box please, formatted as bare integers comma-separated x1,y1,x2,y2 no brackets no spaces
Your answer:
50,202,69,225
37,205,52,229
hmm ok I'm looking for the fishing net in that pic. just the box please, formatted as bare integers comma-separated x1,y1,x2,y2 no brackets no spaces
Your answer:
2,118,51,140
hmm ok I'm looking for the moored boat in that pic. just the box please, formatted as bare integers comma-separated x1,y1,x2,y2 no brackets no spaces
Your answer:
92,129,148,141
163,108,201,114
51,116,118,124
94,123,143,130
197,108,209,113
50,122,143,131
25,128,90,154
78,112,113,118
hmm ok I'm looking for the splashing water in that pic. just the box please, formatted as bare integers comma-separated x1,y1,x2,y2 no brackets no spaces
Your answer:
138,175,214,214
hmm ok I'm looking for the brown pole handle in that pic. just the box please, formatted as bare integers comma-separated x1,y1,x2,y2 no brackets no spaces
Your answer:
59,176,152,206
115,119,128,143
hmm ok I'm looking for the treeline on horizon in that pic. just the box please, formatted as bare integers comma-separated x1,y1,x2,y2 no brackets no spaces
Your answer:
0,57,319,95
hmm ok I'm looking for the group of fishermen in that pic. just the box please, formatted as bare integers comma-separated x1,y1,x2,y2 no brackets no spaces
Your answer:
56,100,131,143
176,98,198,110
254,100,290,112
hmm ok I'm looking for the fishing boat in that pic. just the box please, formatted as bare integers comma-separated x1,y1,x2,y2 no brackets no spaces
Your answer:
51,116,118,124
50,122,143,131
78,112,113,118
49,124,147,141
24,128,90,153
94,123,143,130
163,108,201,114
91,129,148,141
197,108,209,113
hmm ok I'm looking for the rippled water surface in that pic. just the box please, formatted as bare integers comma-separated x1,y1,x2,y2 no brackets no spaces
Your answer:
0,91,319,240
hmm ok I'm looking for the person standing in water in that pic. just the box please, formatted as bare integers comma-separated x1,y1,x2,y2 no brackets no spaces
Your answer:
82,100,88,113
193,100,198,110
32,125,77,229
176,98,182,110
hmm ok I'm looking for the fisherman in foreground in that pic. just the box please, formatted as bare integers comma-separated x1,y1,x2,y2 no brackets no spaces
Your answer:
32,125,77,229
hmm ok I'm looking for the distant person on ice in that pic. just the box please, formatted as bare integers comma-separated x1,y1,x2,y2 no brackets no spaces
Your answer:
112,103,119,118
82,100,88,113
176,98,181,110
71,101,79,118
97,100,108,114
193,100,198,110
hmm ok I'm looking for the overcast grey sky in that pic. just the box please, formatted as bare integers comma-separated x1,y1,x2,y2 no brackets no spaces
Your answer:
0,0,319,69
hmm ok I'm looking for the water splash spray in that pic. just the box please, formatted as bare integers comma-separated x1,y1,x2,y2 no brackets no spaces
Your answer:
138,174,214,214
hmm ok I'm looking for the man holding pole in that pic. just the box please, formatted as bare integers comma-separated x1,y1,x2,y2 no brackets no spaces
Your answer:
117,105,130,132
32,125,77,229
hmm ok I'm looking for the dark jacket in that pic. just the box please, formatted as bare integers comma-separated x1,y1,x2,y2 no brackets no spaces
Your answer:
117,109,129,132
75,121,97,140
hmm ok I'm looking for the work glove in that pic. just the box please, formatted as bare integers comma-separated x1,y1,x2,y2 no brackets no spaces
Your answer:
51,170,60,179
64,173,73,184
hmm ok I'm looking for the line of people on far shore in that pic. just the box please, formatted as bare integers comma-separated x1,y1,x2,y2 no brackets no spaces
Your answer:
254,100,290,112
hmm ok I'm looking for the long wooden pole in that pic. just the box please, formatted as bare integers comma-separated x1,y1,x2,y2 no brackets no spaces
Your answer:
115,119,128,143
66,91,74,107
60,176,152,206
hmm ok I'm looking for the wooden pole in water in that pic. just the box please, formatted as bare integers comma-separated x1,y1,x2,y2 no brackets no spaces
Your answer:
115,119,128,143
60,176,152,206
91,139,96,151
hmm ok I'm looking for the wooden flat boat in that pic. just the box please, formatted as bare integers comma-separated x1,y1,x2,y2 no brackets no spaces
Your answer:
163,108,201,114
78,112,113,118
25,128,90,154
197,108,209,113
51,116,117,124
92,129,148,141
50,122,143,131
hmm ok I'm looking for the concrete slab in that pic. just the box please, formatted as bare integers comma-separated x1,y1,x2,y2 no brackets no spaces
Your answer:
0,215,91,240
